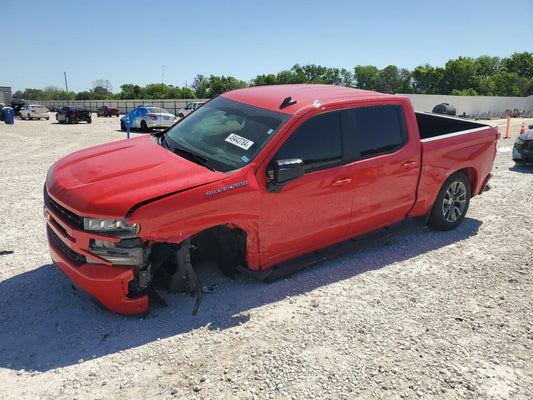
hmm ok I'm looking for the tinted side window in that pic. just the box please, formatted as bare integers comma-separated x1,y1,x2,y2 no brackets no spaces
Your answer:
348,105,406,158
274,111,342,172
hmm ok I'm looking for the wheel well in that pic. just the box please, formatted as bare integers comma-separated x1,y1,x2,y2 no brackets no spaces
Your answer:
149,225,247,290
459,167,477,194
191,225,247,277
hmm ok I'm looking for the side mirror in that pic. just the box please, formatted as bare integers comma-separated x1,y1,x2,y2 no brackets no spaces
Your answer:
267,158,304,193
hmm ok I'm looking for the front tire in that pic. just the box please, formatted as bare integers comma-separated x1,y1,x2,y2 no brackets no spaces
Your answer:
87,117,92,124
428,172,471,231
121,120,126,131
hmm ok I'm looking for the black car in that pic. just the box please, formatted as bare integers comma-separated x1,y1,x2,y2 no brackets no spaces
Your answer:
513,125,533,166
10,98,25,116
56,106,92,124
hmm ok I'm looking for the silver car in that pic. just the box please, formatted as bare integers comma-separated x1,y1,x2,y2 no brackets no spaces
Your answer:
20,104,50,120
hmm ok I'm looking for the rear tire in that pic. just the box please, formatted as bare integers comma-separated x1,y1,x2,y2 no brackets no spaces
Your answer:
87,117,92,124
428,172,470,231
140,120,148,131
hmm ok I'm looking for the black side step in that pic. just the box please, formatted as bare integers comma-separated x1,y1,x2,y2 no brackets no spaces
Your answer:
239,220,414,282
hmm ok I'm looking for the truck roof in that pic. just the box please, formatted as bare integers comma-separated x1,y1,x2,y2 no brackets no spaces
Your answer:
221,84,395,114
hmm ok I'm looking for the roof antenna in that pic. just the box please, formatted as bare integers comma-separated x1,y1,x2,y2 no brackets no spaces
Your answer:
279,96,297,109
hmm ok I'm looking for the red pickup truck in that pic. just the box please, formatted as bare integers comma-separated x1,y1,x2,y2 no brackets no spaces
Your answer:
44,85,499,315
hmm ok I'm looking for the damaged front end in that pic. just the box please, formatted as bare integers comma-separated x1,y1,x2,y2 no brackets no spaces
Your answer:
45,192,207,316
84,233,205,316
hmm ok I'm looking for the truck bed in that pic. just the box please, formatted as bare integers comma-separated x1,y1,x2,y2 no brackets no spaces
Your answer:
415,112,489,140
408,112,499,218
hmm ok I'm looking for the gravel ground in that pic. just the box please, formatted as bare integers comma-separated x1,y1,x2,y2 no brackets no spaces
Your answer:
0,114,531,400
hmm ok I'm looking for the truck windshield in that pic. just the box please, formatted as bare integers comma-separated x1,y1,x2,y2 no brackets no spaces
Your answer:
164,96,290,173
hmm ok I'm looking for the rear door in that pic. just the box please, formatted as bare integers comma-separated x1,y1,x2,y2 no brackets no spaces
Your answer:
342,105,419,236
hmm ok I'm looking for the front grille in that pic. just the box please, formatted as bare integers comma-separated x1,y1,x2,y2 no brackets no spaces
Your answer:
45,190,83,228
48,226,86,265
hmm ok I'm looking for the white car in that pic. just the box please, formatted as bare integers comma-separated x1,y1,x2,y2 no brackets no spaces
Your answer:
120,106,178,131
20,104,50,120
177,101,205,118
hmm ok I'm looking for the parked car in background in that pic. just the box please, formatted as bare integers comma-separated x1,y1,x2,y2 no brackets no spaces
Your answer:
11,98,25,116
19,104,50,120
177,101,205,118
120,106,177,131
513,127,533,166
97,105,120,117
56,106,92,124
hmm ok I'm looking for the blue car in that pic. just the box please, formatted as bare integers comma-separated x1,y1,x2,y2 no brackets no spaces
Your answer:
120,106,177,131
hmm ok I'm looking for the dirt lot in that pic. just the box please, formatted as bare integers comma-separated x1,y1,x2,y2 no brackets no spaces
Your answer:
0,113,531,400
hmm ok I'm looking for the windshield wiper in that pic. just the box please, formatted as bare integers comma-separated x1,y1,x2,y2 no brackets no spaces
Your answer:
172,145,217,171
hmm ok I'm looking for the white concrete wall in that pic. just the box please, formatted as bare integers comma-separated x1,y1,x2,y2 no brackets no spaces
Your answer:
398,94,533,118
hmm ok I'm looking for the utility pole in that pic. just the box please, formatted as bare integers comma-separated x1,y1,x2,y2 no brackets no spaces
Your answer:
162,65,165,85
64,72,69,92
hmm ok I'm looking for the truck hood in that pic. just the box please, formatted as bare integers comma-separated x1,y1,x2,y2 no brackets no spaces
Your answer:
46,136,228,218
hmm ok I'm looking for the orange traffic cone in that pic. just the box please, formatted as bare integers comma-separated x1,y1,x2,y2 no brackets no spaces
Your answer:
519,122,525,134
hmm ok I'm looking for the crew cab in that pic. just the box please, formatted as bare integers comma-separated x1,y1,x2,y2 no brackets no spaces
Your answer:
44,85,499,315
56,106,92,124
97,105,120,117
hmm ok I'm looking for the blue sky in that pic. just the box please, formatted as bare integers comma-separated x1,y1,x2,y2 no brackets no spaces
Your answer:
3,0,532,93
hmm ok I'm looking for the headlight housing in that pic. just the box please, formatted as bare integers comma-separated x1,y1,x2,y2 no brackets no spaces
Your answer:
83,218,139,238
88,237,149,266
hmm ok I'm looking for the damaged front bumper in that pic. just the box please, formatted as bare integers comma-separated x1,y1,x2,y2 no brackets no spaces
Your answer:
44,190,151,314
46,222,150,315
44,189,203,315
48,225,149,314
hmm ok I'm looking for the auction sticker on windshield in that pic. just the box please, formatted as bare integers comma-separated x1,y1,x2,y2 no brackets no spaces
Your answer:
225,133,254,150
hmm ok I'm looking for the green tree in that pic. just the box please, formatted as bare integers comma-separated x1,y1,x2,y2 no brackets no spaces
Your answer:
443,57,476,93
374,65,412,93
91,86,114,99
192,74,209,98
180,87,196,99
354,65,378,90
252,74,279,86
117,84,144,99
76,91,94,100
503,52,533,77
206,75,247,98
490,71,520,96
